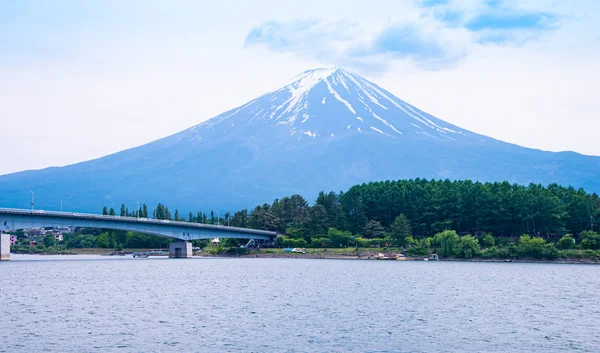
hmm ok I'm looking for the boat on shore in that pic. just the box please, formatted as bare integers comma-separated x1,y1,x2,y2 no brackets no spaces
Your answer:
421,254,439,261
132,252,149,258
132,250,164,258
376,253,406,260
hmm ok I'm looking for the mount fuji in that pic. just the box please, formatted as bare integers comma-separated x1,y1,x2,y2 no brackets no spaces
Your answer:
2,68,600,212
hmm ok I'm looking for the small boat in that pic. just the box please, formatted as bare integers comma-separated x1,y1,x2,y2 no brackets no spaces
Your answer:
376,253,396,260
132,252,149,258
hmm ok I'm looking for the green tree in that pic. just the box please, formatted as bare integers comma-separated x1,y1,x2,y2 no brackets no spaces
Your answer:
102,207,108,216
109,208,115,216
434,230,459,257
174,209,180,221
248,204,278,231
79,235,96,248
120,204,126,217
457,235,480,258
188,212,194,222
363,220,384,239
43,234,58,247
155,203,166,219
327,228,353,248
390,214,412,246
232,209,248,227
406,238,431,256
298,204,328,239
96,232,111,248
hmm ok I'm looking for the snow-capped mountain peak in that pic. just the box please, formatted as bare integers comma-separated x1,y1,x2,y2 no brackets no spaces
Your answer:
184,67,473,146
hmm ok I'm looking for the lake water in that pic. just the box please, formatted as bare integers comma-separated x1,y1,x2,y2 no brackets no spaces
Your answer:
1,255,599,352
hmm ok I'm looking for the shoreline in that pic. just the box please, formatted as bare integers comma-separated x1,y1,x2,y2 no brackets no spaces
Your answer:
9,250,600,265
206,252,600,265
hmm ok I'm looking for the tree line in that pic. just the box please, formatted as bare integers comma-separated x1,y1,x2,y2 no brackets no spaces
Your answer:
12,178,600,258
98,178,600,246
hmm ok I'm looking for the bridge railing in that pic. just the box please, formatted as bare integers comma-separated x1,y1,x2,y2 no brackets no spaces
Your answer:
0,208,277,237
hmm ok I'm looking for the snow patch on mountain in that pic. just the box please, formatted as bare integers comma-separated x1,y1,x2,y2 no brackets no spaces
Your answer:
182,67,475,146
324,78,356,114
370,126,383,134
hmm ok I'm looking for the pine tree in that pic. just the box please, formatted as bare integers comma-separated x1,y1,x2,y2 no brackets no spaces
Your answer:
363,220,384,239
188,212,194,222
109,208,115,216
102,207,108,216
390,214,412,246
120,204,126,217
155,203,166,219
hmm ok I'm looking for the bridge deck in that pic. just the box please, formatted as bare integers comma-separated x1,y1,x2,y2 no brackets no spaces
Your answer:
0,208,277,241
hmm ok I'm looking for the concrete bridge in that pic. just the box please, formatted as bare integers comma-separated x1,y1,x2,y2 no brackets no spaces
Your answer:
0,208,277,260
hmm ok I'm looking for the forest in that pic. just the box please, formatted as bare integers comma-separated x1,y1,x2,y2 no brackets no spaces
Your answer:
13,179,600,259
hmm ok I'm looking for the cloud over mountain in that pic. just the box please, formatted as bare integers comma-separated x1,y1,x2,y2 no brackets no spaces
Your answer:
245,1,562,71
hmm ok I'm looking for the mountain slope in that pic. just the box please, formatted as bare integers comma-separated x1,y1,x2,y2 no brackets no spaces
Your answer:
2,68,600,213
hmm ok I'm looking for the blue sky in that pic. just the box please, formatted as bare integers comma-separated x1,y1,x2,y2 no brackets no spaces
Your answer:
0,0,599,174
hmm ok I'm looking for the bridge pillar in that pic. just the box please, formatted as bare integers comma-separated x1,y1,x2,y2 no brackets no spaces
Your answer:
0,233,10,261
169,241,192,258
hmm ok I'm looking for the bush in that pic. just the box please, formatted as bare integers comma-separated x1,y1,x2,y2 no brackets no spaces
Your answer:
226,247,248,255
354,237,368,248
480,246,511,259
404,236,416,246
406,239,431,257
310,237,329,248
518,235,547,258
481,233,495,248
369,238,386,248
406,246,430,257
276,236,307,248
275,235,287,247
558,249,599,259
556,235,575,250
541,244,559,259
580,231,600,250
481,246,497,259
208,245,225,255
